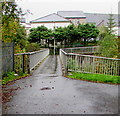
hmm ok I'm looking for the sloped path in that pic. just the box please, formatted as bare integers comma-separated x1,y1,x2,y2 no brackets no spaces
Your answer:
2,55,118,114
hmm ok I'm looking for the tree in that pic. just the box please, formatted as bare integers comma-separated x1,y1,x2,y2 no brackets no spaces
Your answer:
15,25,27,49
29,28,40,43
107,14,116,34
29,26,52,46
98,14,119,58
2,1,21,17
98,33,118,58
54,26,68,46
53,25,82,47
1,1,29,54
53,24,99,47
29,24,99,48
1,1,24,43
66,24,80,44
78,24,99,46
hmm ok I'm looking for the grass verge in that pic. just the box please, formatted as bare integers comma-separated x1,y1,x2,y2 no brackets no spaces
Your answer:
2,71,30,85
67,72,120,84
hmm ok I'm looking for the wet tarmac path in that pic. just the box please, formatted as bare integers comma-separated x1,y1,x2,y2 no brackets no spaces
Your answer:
2,55,118,114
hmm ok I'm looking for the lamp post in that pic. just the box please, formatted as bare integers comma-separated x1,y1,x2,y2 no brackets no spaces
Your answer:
54,36,55,55
53,22,56,55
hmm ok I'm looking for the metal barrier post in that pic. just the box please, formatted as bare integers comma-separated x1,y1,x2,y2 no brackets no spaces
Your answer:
27,54,30,74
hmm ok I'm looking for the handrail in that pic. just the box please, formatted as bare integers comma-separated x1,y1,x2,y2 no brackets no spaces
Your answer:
14,49,49,74
63,46,99,49
14,49,48,55
60,46,120,76
67,53,120,61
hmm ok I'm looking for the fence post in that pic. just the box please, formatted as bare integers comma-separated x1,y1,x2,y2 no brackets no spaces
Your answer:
12,42,14,72
27,54,30,74
23,54,25,73
92,57,95,74
118,60,120,76
0,40,2,77
75,55,78,71
65,54,68,75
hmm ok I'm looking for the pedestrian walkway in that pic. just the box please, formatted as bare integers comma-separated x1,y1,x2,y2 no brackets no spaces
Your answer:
2,55,118,114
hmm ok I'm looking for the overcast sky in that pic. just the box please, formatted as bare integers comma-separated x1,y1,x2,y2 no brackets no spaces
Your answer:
16,0,119,22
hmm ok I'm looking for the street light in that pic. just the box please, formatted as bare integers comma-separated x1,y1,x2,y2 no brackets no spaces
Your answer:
53,22,56,55
54,36,55,55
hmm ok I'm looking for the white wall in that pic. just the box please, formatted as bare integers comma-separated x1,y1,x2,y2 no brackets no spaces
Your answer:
30,22,70,29
118,27,120,36
113,27,119,36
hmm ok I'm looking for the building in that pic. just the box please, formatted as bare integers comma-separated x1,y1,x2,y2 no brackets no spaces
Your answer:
30,11,118,35
85,13,118,35
30,13,70,29
20,18,31,35
57,11,86,25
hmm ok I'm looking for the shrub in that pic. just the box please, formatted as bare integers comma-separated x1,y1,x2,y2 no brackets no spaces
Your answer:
25,43,41,52
67,58,79,71
98,33,119,58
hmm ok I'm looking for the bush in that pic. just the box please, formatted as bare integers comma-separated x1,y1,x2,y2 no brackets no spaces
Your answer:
25,43,41,52
2,71,29,85
67,58,79,71
14,45,26,54
98,33,119,58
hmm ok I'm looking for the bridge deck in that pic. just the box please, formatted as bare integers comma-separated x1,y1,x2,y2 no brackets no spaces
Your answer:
2,55,118,114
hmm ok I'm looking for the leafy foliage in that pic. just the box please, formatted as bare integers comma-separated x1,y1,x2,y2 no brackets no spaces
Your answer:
77,24,99,46
29,24,99,47
2,2,22,21
2,71,29,85
29,26,52,44
54,27,67,42
107,14,116,34
98,33,118,58
2,2,21,42
98,14,119,58
67,58,79,71
25,43,41,52
1,1,28,53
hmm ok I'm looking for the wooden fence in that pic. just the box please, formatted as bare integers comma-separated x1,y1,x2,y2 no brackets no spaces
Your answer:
60,47,120,76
